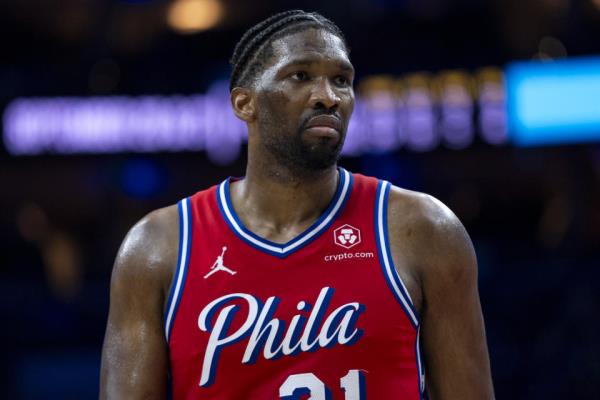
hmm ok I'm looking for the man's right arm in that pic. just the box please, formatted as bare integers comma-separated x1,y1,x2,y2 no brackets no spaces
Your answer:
100,206,179,400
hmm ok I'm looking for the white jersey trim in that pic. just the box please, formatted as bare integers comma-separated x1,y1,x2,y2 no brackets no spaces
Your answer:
375,180,420,328
217,168,352,257
164,198,192,342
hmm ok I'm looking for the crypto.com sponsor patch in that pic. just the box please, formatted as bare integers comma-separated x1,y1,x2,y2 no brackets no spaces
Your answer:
324,251,375,262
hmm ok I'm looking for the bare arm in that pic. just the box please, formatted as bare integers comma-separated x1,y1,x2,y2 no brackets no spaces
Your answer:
418,196,494,399
100,206,178,400
389,189,494,399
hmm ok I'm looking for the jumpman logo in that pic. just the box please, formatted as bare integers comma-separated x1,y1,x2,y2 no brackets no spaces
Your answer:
204,246,237,279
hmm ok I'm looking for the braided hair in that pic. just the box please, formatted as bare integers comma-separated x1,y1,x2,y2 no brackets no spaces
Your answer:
229,10,348,91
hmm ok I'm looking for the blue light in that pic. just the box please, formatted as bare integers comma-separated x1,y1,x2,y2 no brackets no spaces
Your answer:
120,158,166,199
506,56,600,146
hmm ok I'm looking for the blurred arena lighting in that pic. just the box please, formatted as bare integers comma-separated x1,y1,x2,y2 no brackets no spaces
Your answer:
354,76,402,154
506,56,600,146
476,67,507,145
436,70,475,150
403,73,438,152
167,0,223,34
2,91,245,165
2,72,508,162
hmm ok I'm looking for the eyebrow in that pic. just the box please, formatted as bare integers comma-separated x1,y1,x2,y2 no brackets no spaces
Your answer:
282,58,355,73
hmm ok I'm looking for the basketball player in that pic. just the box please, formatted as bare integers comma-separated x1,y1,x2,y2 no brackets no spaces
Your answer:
100,10,494,399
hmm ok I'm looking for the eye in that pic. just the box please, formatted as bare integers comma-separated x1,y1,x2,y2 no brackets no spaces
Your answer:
290,71,309,81
334,75,351,87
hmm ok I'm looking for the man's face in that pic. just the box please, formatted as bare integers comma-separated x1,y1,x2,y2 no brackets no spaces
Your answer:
252,28,355,172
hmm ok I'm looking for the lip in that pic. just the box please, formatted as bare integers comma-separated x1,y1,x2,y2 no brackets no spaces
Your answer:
304,115,342,132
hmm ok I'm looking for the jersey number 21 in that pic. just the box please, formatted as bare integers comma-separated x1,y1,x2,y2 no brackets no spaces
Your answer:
279,369,366,399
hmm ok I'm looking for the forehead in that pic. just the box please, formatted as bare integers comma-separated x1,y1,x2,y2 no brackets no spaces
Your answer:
268,28,350,69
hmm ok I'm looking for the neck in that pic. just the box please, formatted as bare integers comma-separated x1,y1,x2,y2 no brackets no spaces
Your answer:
229,155,339,243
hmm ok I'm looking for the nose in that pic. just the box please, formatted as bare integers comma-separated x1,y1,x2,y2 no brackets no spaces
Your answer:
308,77,340,110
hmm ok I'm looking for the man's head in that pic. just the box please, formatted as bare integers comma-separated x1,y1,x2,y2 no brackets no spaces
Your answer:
229,10,355,175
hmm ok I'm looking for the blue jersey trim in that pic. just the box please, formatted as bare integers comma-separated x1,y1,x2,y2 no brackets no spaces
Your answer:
216,167,353,258
374,180,420,329
164,198,192,343
415,327,426,399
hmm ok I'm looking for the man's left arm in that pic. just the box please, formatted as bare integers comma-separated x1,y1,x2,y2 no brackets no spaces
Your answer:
416,196,494,399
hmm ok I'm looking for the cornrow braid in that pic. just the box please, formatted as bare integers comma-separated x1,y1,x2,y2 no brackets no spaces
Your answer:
229,10,347,91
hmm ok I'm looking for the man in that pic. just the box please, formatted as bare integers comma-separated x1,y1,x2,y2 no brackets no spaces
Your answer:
100,10,494,399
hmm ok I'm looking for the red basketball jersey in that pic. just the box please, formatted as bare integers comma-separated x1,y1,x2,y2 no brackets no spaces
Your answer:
165,168,425,399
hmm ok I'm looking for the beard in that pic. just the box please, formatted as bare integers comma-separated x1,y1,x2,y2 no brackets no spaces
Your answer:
258,110,346,175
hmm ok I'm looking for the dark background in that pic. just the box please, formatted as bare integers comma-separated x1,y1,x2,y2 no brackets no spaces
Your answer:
1,0,599,398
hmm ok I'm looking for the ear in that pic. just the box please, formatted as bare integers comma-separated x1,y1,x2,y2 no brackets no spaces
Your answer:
230,87,256,122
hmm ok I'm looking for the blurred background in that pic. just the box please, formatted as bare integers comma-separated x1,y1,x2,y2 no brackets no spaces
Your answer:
1,0,599,398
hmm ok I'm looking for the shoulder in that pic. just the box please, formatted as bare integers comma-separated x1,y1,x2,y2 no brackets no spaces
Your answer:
386,185,476,280
112,204,180,294
387,185,462,237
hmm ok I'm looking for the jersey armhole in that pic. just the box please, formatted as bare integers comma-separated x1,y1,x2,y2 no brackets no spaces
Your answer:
374,181,425,398
164,197,193,343
373,180,421,329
